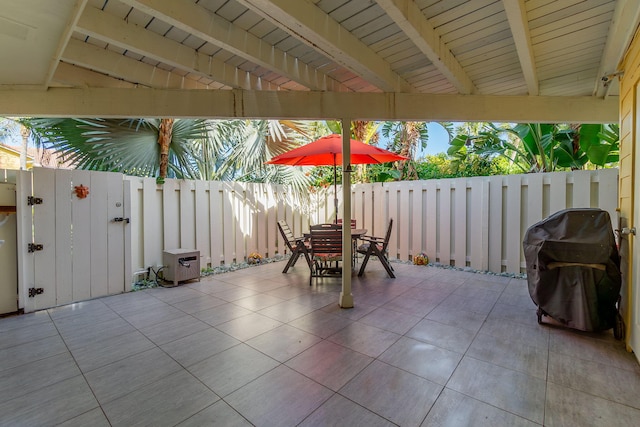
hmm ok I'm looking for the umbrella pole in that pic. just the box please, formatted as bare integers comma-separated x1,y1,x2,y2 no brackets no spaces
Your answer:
333,163,338,222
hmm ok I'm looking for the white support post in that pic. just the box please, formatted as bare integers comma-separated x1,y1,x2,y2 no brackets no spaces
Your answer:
340,119,354,308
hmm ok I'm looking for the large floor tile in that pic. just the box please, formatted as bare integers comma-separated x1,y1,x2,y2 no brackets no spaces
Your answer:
245,324,321,362
548,352,640,409
102,370,219,427
225,365,333,427
378,336,462,385
425,304,488,333
0,310,51,333
340,360,441,426
0,352,81,403
137,315,212,345
58,317,137,350
358,306,422,335
258,300,317,323
176,400,252,427
300,394,395,427
545,382,640,427
215,312,283,341
467,333,548,379
286,340,373,391
160,327,240,367
0,334,68,371
56,408,111,427
118,304,186,329
171,294,227,314
192,302,253,326
70,330,155,372
84,347,183,404
478,317,549,350
423,388,539,427
447,357,545,424
0,320,59,350
188,343,280,397
327,321,400,358
0,375,98,426
549,328,639,372
288,310,352,339
406,318,475,353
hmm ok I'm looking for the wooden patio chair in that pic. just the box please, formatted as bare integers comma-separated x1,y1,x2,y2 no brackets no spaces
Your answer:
277,220,310,273
357,219,395,278
309,223,343,285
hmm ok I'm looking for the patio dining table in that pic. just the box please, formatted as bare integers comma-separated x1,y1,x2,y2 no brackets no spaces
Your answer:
304,227,367,268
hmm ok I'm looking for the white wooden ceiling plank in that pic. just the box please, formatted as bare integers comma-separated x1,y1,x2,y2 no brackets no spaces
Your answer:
424,0,484,26
527,0,612,22
75,7,263,90
238,0,414,92
449,29,513,57
530,10,613,42
352,14,395,39
342,4,386,32
444,15,510,46
120,0,347,91
428,0,498,28
532,22,610,52
456,38,514,63
231,9,263,31
539,57,604,80
215,1,246,22
376,0,476,94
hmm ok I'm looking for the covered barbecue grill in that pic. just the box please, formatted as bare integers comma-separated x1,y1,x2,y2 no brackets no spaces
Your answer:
523,208,623,338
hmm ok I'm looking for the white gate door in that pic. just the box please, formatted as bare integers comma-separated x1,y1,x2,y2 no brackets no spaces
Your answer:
21,168,131,313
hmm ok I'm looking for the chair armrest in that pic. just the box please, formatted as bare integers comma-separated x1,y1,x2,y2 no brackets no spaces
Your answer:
359,235,384,243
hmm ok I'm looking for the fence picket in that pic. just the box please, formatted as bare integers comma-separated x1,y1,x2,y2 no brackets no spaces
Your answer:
89,170,109,299
454,178,467,268
55,170,73,304
488,176,503,272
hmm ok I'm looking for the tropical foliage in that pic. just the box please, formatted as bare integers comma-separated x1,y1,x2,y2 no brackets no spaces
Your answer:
448,122,619,173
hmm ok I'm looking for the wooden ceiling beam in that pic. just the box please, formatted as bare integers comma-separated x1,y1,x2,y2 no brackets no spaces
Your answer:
0,87,618,123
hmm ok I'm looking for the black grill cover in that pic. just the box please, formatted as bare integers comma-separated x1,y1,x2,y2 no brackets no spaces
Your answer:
523,208,621,332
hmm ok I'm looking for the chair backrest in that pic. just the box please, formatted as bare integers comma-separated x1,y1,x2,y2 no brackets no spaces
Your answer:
277,220,297,251
336,218,357,228
310,223,342,257
381,219,394,251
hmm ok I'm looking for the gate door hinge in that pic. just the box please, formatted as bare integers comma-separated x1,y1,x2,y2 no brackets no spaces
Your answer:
28,288,44,298
28,243,43,252
27,196,43,206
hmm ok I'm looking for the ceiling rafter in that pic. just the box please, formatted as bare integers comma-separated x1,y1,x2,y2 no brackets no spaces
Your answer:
237,0,414,93
119,0,347,92
502,0,538,96
61,39,228,90
44,0,89,89
593,0,640,98
75,6,263,90
375,0,475,95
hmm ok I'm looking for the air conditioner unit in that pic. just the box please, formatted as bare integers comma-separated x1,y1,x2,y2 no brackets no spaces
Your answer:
162,249,200,287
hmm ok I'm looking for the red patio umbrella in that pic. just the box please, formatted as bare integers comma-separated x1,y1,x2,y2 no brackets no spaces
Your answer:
266,134,408,219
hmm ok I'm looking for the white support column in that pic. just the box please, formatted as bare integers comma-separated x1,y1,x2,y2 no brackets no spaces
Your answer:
339,119,354,308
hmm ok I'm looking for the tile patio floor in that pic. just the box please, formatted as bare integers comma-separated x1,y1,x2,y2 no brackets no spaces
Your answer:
1,260,640,426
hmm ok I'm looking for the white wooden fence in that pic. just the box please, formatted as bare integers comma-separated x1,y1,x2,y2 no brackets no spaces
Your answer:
0,167,618,313
127,168,619,277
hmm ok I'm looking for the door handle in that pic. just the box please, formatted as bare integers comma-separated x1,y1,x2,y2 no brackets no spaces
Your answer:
113,217,130,224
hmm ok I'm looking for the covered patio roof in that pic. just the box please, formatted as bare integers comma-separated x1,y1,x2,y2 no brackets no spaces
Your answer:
0,0,636,122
